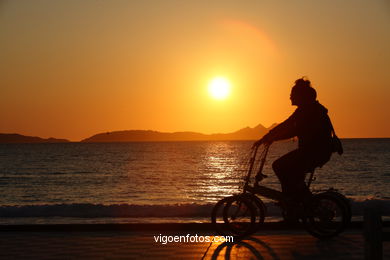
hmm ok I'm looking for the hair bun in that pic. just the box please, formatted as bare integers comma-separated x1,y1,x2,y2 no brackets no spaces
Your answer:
295,77,311,88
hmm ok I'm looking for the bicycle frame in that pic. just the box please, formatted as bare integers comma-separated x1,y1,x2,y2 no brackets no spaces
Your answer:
243,143,317,202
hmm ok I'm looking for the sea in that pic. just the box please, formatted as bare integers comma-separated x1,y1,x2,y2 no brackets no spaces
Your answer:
0,139,389,224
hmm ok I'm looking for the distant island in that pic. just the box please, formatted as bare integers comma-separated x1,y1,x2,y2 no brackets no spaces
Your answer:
81,124,277,143
0,134,70,144
0,123,277,143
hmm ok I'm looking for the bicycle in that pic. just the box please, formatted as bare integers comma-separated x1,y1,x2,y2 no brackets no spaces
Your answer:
211,143,351,239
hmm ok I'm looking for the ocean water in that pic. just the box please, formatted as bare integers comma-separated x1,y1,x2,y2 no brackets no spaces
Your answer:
0,139,389,224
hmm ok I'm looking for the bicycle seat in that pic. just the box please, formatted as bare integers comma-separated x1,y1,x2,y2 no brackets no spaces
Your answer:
306,169,316,187
260,173,268,178
255,173,268,184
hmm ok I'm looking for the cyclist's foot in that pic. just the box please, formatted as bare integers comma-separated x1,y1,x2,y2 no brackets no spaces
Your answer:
283,215,300,224
281,201,304,224
282,208,301,224
303,199,320,217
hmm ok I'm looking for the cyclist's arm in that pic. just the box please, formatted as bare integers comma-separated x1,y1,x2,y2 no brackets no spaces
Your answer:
263,113,297,142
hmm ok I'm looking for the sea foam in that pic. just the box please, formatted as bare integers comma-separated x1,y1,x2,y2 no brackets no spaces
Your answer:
1,199,389,218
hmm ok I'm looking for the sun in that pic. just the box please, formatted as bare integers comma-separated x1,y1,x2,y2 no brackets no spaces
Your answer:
208,77,231,100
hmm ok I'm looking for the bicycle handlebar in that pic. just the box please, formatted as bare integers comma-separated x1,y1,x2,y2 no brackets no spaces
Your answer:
243,143,271,190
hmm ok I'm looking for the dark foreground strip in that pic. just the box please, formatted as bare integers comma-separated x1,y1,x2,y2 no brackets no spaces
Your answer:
0,221,379,232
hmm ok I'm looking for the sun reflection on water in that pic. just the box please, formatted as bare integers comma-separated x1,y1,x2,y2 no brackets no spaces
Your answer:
193,142,249,202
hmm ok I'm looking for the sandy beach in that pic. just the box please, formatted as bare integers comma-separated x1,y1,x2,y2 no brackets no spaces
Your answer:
0,222,389,259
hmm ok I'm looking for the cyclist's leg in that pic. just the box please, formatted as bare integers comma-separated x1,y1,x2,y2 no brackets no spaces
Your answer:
273,150,301,194
272,149,311,201
272,150,312,221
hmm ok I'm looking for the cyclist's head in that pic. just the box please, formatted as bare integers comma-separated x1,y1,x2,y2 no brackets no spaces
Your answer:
290,77,317,106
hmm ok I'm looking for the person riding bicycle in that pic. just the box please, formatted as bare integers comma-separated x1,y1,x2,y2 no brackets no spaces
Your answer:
253,77,333,204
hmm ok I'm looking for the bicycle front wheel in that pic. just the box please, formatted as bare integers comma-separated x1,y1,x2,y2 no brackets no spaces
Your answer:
240,193,266,231
211,195,236,236
222,195,257,236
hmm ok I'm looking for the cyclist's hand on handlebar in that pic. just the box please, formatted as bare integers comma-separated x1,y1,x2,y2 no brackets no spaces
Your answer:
252,139,263,149
252,135,273,148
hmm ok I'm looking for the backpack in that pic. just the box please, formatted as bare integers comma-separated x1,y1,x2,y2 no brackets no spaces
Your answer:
327,116,343,155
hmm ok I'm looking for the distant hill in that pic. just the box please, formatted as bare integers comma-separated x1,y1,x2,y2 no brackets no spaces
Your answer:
81,124,276,143
0,134,70,144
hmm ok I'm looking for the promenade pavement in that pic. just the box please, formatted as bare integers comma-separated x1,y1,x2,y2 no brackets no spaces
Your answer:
1,227,388,259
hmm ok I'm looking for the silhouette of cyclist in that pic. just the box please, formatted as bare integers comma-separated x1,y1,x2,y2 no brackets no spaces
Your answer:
254,78,333,203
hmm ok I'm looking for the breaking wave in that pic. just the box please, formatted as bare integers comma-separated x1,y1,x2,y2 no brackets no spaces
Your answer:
1,198,390,218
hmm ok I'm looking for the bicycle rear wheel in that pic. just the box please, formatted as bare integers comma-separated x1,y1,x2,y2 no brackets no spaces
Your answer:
304,193,348,239
322,190,351,224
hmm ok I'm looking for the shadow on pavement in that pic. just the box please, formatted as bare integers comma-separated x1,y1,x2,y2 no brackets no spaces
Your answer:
206,236,280,260
202,233,366,260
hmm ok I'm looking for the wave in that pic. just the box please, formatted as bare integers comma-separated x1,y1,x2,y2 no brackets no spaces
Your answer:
1,199,389,218
0,203,214,218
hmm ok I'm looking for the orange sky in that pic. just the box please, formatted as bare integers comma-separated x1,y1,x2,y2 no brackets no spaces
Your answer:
1,0,389,141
